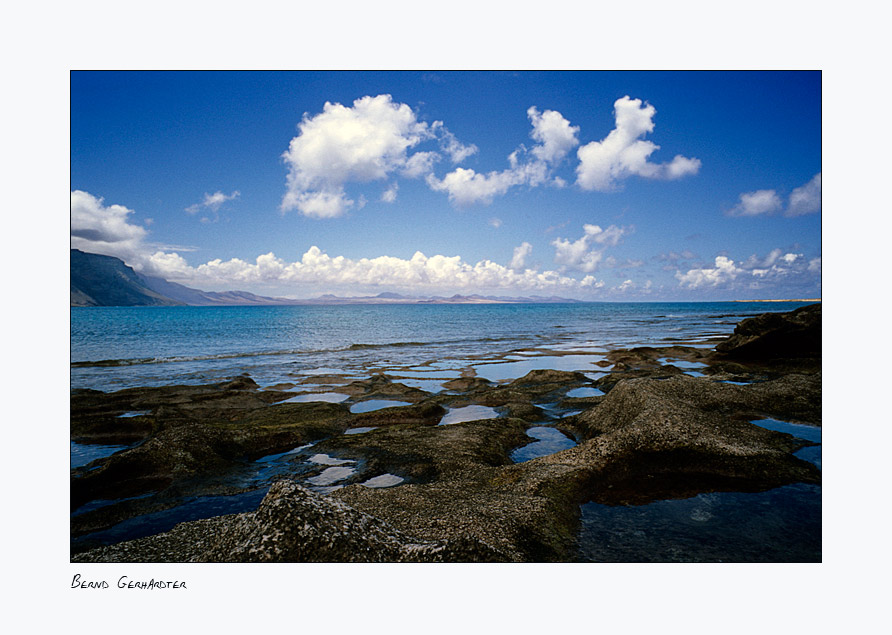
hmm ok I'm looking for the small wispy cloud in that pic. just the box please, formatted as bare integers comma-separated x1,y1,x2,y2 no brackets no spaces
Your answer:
381,183,399,203
186,190,240,222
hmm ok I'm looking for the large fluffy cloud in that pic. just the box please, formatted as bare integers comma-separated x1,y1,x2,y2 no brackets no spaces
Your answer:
281,95,441,217
576,96,700,191
282,95,699,211
71,190,149,264
71,190,193,277
552,224,629,272
71,190,147,247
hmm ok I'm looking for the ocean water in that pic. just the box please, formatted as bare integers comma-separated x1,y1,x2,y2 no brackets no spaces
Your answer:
70,302,811,391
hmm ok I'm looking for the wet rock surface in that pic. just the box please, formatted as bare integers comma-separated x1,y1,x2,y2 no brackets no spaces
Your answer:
72,305,822,562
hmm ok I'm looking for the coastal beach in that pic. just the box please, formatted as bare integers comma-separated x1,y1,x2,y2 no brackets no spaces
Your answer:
71,302,821,562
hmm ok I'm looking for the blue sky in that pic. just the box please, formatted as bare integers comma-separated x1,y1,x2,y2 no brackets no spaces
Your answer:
70,71,821,300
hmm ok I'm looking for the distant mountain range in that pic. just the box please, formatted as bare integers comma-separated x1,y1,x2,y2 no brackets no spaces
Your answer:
70,249,583,307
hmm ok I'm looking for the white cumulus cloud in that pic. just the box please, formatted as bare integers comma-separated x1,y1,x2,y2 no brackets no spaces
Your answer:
676,248,820,292
728,173,821,217
426,106,579,206
527,106,580,165
180,246,603,295
675,255,743,288
281,95,438,218
426,167,527,206
786,172,822,216
71,190,147,249
510,242,533,270
71,190,152,269
551,224,629,272
71,190,198,278
576,96,700,191
727,189,784,217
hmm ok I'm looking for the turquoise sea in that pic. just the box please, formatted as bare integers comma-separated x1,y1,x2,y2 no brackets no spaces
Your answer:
70,301,820,561
70,301,811,391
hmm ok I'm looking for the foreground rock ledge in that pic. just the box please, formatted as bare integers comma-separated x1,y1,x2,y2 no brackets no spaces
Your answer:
74,481,505,563
74,374,820,562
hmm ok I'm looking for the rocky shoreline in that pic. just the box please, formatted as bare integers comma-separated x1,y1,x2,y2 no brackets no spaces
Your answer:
71,303,821,562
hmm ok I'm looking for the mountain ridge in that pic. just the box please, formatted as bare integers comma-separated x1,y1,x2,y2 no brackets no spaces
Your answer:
70,250,584,306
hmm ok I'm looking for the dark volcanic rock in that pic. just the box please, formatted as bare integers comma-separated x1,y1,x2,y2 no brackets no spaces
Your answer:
442,377,492,392
70,378,352,513
715,303,821,361
470,369,591,406
338,374,432,402
351,402,446,427
314,416,532,484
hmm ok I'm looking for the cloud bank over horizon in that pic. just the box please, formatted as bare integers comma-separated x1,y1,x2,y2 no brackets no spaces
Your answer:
71,190,612,296
71,188,819,300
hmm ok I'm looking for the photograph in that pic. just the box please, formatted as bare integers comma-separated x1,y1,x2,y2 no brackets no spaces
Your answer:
69,70,821,565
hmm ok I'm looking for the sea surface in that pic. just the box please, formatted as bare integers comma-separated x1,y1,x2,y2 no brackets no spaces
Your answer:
70,302,811,391
70,301,820,561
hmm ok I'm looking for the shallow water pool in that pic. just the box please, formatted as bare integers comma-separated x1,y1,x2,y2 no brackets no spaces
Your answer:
565,386,604,398
438,405,500,425
70,441,131,469
349,400,412,413
282,392,349,403
472,355,606,382
577,483,821,562
308,466,356,486
361,473,404,488
510,426,577,462
751,418,821,468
